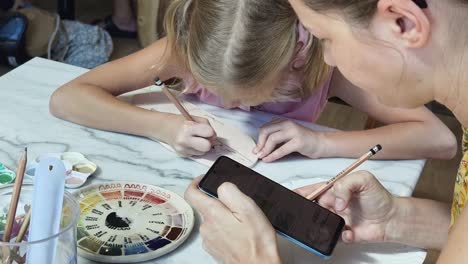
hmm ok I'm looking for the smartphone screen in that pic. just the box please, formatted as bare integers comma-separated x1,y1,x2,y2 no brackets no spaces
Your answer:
198,156,345,258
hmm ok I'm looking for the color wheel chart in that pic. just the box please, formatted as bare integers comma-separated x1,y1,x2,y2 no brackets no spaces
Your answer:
75,182,194,263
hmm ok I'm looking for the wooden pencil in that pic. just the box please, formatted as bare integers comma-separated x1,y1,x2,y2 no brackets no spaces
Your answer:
306,145,382,201
15,209,31,243
156,78,220,148
3,148,27,243
156,78,195,122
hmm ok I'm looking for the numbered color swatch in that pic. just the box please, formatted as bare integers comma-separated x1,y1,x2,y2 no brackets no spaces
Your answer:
75,182,194,263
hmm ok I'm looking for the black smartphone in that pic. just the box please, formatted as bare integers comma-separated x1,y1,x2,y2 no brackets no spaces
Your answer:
198,156,345,258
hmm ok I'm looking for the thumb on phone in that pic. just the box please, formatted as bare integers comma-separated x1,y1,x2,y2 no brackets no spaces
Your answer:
217,182,261,222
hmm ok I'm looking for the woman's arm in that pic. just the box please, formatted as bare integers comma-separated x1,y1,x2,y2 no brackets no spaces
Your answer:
437,203,468,263
50,38,215,156
255,69,456,162
324,69,457,160
385,197,450,249
297,172,450,250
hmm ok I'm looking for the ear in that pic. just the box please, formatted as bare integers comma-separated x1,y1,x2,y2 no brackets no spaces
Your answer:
377,0,430,48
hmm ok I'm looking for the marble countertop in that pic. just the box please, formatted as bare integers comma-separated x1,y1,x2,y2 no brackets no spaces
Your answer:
0,58,426,263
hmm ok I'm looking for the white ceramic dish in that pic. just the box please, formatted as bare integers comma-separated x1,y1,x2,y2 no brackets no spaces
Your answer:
0,163,16,185
75,182,194,263
25,152,97,188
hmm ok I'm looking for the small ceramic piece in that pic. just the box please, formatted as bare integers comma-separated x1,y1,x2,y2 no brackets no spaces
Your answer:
0,163,16,185
61,152,86,165
25,152,97,188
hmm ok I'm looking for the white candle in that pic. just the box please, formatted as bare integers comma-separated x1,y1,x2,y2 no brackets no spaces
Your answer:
27,157,66,264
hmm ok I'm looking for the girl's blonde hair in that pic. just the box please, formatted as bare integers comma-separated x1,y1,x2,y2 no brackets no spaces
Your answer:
164,0,331,102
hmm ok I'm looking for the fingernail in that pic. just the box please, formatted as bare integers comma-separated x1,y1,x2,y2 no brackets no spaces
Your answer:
257,152,263,158
253,147,258,154
335,198,345,211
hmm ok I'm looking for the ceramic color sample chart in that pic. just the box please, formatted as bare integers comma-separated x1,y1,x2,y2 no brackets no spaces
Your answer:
75,182,194,263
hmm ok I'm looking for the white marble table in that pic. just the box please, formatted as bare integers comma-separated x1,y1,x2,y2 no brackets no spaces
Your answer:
0,58,427,263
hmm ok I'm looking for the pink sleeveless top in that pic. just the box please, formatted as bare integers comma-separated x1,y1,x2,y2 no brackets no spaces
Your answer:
182,23,332,123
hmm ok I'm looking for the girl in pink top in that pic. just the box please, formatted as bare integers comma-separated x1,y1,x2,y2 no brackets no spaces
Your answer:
183,24,330,123
51,0,456,162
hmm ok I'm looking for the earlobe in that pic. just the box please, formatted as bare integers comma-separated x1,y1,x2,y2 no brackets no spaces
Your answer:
377,0,431,48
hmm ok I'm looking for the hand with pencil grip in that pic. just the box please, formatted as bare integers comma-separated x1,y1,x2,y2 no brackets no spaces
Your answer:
185,171,397,263
153,79,217,157
159,114,216,157
296,171,396,244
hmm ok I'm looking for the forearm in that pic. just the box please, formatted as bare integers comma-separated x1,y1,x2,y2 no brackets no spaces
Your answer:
50,84,175,142
437,201,468,263
317,122,456,159
385,197,450,249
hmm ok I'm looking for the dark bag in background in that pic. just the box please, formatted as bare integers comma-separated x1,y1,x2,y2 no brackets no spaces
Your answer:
0,7,113,69
0,12,29,67
0,0,14,11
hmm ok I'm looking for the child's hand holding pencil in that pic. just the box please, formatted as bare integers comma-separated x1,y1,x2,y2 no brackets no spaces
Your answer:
165,114,217,157
157,78,217,157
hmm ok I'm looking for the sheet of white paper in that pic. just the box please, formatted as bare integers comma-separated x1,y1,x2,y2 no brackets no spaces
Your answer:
132,90,258,167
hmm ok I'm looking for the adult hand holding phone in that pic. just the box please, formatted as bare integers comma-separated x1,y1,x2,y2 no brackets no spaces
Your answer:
185,176,282,264
295,171,397,244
